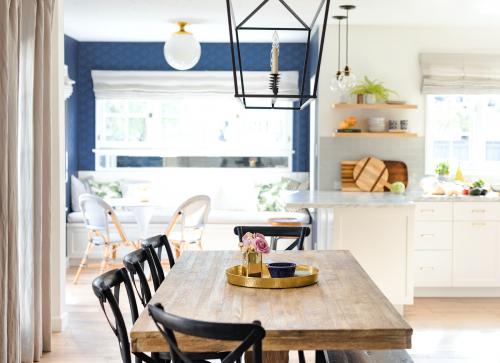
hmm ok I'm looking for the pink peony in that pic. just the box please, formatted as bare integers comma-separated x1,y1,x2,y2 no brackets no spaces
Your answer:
242,232,254,246
254,236,270,254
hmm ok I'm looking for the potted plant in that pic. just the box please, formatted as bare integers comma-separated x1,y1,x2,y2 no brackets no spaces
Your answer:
350,76,397,104
435,162,450,181
239,232,270,277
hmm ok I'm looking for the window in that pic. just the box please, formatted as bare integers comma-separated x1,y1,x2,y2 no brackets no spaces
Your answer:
426,95,500,176
95,95,293,169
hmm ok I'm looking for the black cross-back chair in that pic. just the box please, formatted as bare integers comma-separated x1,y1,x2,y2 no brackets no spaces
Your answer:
92,268,162,363
123,248,159,307
233,226,310,251
234,226,310,363
142,234,175,289
148,303,266,363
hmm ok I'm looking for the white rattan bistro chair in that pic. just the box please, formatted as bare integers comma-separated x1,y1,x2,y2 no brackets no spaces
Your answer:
166,195,211,258
73,194,138,284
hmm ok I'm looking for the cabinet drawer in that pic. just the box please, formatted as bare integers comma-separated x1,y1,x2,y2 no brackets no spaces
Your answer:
454,203,500,221
415,221,452,250
415,203,452,221
414,251,452,287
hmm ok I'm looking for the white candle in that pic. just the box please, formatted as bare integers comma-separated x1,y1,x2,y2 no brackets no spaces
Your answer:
271,31,279,75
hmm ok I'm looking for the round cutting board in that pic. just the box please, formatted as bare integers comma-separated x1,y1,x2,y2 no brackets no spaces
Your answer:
353,157,390,192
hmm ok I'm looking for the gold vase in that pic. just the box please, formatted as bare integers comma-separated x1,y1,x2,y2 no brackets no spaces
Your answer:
242,251,263,277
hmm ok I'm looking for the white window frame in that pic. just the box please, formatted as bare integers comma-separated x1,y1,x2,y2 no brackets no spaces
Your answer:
94,97,294,170
425,94,500,179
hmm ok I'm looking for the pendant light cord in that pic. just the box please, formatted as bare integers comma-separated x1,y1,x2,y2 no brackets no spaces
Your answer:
345,10,349,67
337,18,341,73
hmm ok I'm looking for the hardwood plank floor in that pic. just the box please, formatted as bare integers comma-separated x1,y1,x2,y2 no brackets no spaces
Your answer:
40,267,500,363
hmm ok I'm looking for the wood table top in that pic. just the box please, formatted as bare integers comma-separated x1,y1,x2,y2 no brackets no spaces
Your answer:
131,250,412,352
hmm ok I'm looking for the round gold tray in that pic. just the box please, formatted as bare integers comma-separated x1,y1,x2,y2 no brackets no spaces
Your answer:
226,264,319,289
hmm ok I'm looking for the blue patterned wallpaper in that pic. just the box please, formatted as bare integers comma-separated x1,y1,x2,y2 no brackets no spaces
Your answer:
64,35,79,211
68,40,311,171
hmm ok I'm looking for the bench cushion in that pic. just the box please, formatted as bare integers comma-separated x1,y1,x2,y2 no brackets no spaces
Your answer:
67,209,310,225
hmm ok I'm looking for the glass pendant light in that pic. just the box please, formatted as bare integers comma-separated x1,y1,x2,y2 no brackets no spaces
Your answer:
337,5,356,90
330,15,346,91
164,21,201,71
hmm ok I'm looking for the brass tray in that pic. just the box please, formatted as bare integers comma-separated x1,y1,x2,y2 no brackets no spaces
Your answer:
225,264,319,289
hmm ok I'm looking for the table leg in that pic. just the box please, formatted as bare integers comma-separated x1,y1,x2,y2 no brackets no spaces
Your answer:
245,351,289,363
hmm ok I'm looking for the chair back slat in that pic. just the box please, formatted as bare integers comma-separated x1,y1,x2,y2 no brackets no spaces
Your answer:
92,268,140,363
233,226,310,251
142,234,175,289
123,248,159,306
148,303,265,363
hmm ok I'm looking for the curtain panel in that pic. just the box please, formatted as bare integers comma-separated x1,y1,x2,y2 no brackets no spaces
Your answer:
91,70,300,99
420,53,500,94
0,0,54,362
0,1,21,362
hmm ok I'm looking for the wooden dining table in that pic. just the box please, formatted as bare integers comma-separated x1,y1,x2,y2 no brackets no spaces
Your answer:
131,250,412,362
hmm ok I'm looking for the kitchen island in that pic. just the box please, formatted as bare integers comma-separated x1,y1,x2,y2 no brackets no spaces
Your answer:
285,191,416,308
286,191,500,306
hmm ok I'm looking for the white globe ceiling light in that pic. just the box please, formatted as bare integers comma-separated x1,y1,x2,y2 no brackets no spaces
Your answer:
164,21,201,71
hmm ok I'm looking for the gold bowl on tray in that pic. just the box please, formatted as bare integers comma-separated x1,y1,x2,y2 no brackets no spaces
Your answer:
226,264,319,289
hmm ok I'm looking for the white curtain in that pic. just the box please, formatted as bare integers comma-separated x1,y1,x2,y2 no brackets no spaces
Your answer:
0,0,54,362
91,70,300,99
420,53,500,94
0,0,21,360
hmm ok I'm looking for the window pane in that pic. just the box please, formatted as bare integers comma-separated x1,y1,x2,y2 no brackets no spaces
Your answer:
105,117,125,141
128,117,146,142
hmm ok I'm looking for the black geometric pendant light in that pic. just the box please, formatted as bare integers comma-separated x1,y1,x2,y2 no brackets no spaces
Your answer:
226,0,331,110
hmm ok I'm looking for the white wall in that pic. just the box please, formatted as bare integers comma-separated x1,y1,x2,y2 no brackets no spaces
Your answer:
318,25,500,137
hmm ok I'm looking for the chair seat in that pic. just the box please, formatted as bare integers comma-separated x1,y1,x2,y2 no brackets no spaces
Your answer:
326,349,413,363
89,232,126,245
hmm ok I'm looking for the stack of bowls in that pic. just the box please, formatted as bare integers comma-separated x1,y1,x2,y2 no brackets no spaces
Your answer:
368,117,386,132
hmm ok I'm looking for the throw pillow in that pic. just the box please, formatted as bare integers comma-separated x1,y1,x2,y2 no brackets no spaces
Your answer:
88,179,123,199
70,175,90,212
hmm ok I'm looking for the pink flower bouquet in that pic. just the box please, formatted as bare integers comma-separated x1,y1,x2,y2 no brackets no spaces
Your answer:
240,232,270,254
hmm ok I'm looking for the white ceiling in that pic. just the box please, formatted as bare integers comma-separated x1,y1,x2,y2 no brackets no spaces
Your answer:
64,0,500,42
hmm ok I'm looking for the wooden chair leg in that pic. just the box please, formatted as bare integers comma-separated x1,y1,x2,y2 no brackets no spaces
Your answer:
73,242,94,284
111,244,118,260
196,239,203,251
100,244,110,274
173,241,181,258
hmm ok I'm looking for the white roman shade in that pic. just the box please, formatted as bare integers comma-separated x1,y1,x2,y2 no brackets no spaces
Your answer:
420,53,500,94
91,70,299,99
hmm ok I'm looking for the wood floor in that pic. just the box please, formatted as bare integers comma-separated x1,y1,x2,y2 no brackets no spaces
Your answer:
40,267,500,363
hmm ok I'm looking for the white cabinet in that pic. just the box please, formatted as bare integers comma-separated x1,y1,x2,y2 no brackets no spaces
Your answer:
415,221,452,250
453,221,499,287
414,202,453,288
414,250,452,287
332,206,414,305
416,202,453,221
415,201,500,289
454,203,500,221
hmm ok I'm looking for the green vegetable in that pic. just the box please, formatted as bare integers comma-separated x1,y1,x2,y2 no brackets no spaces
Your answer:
435,162,450,176
472,179,485,189
470,188,483,196
350,76,397,102
390,181,406,194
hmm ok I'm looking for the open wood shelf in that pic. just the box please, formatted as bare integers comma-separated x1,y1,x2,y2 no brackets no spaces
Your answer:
332,103,418,110
332,132,419,138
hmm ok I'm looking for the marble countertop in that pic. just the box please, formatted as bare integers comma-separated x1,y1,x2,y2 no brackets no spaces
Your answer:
285,190,500,208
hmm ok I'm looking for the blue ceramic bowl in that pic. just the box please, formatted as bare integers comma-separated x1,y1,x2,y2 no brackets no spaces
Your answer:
268,262,296,278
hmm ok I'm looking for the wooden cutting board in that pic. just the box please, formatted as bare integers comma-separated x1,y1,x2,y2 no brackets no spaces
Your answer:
341,160,408,192
353,157,390,192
